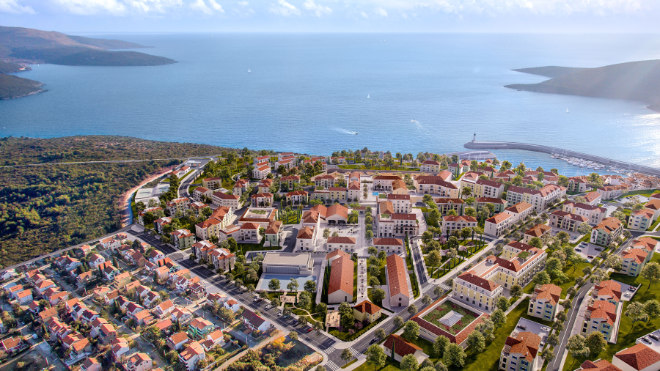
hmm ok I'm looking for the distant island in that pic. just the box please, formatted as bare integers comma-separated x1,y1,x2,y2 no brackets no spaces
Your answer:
506,59,660,112
0,25,176,100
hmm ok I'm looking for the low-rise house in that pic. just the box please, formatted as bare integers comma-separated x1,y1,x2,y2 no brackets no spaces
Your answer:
591,217,623,247
264,221,282,247
224,299,241,312
242,307,271,332
123,352,153,371
0,336,23,354
154,217,172,234
167,197,191,216
383,334,428,364
353,300,382,323
192,186,212,202
171,307,193,324
80,357,102,371
202,177,223,190
209,247,236,272
528,284,562,321
201,329,225,351
179,341,206,370
188,318,215,339
16,289,33,304
167,331,190,350
153,299,174,318
296,226,317,251
111,337,131,361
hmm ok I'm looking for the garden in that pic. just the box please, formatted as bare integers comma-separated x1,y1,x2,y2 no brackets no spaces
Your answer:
422,301,480,335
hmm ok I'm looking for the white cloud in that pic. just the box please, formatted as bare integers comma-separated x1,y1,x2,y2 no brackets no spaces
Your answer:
375,7,387,16
0,0,34,13
52,0,126,15
190,0,224,14
303,0,332,17
125,0,183,13
270,0,300,16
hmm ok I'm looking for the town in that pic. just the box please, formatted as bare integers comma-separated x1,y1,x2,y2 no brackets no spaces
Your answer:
1,148,660,371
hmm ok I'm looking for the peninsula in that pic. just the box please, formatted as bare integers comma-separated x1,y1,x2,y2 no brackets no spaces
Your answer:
0,25,175,99
506,59,660,112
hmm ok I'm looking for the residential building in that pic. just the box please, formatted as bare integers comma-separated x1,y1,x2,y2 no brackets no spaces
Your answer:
597,185,629,200
387,194,412,213
348,181,361,201
576,359,621,371
211,191,240,210
591,217,623,247
238,222,261,243
326,236,357,253
413,175,459,198
523,224,552,244
568,177,589,193
372,237,405,255
485,212,513,238
584,191,603,205
251,192,274,207
562,202,607,225
188,318,215,339
286,190,308,205
124,352,153,371
353,300,382,323
434,198,465,215
241,308,271,332
441,215,477,237
621,246,653,277
550,210,589,232
383,334,428,364
506,184,566,212
281,175,300,190
377,201,418,237
528,284,562,321
420,160,441,174
612,343,660,371
179,341,206,370
629,209,655,231
499,331,542,371
582,300,618,341
171,229,195,250
386,254,410,308
296,226,317,251
475,197,507,214
202,178,223,190
373,175,402,192
264,221,282,247
166,197,190,216
327,250,354,304
252,163,271,180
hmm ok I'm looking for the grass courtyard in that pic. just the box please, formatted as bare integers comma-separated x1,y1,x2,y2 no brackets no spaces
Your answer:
422,301,480,335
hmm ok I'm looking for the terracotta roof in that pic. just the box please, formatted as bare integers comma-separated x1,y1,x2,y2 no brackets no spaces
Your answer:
297,226,315,239
623,248,649,264
506,202,533,214
587,300,617,324
392,213,417,221
507,241,535,251
374,175,402,181
422,160,440,165
476,197,505,204
386,254,409,298
443,215,477,223
633,208,655,219
213,192,239,200
415,175,457,188
632,237,658,252
552,210,589,223
532,284,562,305
457,272,499,292
327,204,349,219
168,331,189,345
387,194,410,200
310,204,327,218
476,178,503,188
645,199,660,211
505,331,540,362
594,217,622,234
373,237,404,246
435,198,464,204
265,221,282,234
328,255,354,295
614,343,660,370
286,190,308,196
327,236,356,244
242,308,267,328
595,280,622,302
383,334,422,357
326,249,351,261
486,212,510,224
579,359,622,371
585,191,601,203
354,300,381,314
525,224,551,237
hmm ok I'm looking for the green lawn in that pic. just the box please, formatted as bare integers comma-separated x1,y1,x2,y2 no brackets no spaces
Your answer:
462,299,529,371
422,301,480,335
556,260,591,297
619,189,660,198
563,254,660,370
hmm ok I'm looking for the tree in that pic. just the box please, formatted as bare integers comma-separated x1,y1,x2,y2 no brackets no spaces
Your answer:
496,296,509,312
393,315,404,328
533,271,551,286
433,335,450,358
400,354,419,371
423,294,432,306
604,255,622,270
547,333,559,346
586,332,606,357
371,288,385,305
442,343,466,368
289,331,298,341
304,280,316,293
466,331,485,354
626,302,649,328
510,284,522,298
366,344,386,367
218,307,235,324
434,361,448,371
491,309,506,328
298,292,312,310
269,279,280,291
434,285,443,297
641,262,660,290
408,304,418,315
567,334,590,360
376,328,386,340
644,299,660,318
529,237,543,249
427,250,441,267
540,347,554,361
341,349,353,362
287,278,299,293
402,321,420,341
578,222,592,235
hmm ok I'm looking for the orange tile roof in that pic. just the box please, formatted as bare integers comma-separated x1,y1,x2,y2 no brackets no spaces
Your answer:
328,255,354,295
505,331,540,362
594,217,622,234
383,334,422,357
595,280,622,302
579,359,622,371
533,284,562,305
614,343,660,370
587,300,617,324
297,226,315,239
386,254,409,298
353,300,381,315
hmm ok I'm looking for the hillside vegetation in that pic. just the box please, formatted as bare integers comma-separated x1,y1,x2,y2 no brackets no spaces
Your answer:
0,136,231,268
507,59,660,111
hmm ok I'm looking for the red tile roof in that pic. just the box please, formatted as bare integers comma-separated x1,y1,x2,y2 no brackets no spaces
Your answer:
579,359,621,371
505,331,540,362
353,300,381,314
373,237,404,246
383,334,422,357
532,284,562,305
457,272,499,292
386,254,409,298
614,343,660,370
328,255,354,295
327,236,356,244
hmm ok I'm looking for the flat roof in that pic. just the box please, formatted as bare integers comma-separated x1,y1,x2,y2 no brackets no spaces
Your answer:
262,252,312,266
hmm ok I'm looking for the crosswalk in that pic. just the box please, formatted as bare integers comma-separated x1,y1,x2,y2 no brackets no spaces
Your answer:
326,361,340,371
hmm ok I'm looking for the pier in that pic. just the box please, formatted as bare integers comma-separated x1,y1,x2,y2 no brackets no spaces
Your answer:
464,139,660,177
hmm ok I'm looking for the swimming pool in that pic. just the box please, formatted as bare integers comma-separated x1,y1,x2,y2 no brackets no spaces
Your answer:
256,274,317,291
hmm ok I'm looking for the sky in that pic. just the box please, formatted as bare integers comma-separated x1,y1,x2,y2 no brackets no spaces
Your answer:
1,0,660,34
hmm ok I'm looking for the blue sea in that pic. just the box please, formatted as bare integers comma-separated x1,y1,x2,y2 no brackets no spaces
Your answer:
2,33,660,175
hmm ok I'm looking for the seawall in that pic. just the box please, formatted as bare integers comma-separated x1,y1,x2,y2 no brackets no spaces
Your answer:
464,140,660,177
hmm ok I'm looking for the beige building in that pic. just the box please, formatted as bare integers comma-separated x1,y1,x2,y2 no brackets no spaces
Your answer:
528,284,561,321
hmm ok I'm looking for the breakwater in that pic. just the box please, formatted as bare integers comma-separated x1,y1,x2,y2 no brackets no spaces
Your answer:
464,140,660,177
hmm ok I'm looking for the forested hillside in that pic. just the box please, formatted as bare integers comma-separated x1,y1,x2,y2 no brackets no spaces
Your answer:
0,136,231,268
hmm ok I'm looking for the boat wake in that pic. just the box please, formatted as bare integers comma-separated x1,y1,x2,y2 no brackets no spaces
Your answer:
333,128,359,135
